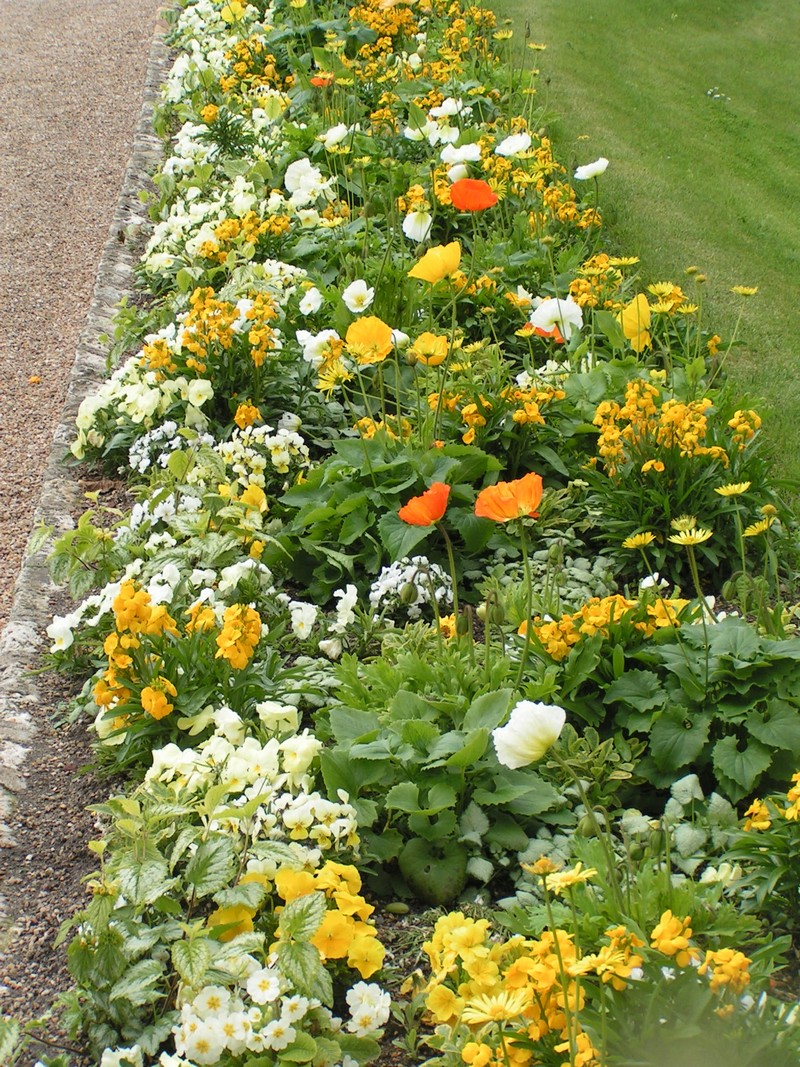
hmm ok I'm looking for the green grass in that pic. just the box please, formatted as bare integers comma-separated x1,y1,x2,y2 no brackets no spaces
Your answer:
493,0,800,484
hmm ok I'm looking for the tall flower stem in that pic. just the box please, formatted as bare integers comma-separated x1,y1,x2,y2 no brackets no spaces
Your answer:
514,520,534,688
439,523,460,620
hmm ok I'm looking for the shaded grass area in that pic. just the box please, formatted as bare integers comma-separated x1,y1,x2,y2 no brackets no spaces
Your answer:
493,0,800,484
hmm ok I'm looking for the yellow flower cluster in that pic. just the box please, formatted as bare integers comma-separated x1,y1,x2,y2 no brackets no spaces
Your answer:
649,910,697,967
744,770,800,828
214,603,262,669
728,408,762,449
274,862,385,978
219,36,293,95
593,378,729,476
568,253,625,309
419,912,653,1066
523,593,691,662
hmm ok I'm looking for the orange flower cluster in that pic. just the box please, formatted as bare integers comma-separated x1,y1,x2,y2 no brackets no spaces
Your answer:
215,603,262,669
593,378,729,476
524,593,692,662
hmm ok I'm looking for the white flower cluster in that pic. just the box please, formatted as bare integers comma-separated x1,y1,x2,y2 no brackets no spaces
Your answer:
368,556,452,620
213,416,310,487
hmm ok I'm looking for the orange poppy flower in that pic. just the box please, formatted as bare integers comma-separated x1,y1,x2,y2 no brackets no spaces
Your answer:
310,73,334,88
398,482,451,526
345,315,394,364
449,178,498,212
474,472,543,523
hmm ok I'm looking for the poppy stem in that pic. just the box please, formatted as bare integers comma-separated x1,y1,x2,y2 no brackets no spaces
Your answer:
439,523,460,620
514,520,533,688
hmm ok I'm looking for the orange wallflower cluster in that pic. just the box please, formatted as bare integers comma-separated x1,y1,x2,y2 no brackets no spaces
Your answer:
219,36,293,95
523,593,692,662
215,603,262,669
593,378,729,476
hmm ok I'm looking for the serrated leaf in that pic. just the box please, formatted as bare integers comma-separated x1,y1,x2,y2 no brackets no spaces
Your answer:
213,881,267,912
377,511,432,561
459,801,490,845
277,941,333,1005
279,891,327,942
604,670,665,713
466,856,494,883
385,781,420,812
171,938,211,987
747,700,800,754
184,836,236,897
109,959,165,1006
117,859,173,906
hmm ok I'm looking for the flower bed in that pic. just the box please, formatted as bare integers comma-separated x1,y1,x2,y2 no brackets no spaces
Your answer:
6,0,800,1064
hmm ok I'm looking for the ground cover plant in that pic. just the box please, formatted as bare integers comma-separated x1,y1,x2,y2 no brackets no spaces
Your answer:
5,0,800,1064
491,0,800,483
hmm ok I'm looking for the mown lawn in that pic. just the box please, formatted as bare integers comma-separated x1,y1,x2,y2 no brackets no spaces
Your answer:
493,0,800,485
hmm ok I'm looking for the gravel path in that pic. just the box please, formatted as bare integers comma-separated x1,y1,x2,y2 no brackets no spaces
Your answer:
0,0,164,633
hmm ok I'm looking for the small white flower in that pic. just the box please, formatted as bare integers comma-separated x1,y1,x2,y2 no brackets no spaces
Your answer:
342,279,375,313
446,163,469,183
46,615,76,653
246,967,283,1005
495,131,532,157
299,287,324,315
318,637,343,660
574,156,609,180
440,142,481,165
319,122,349,149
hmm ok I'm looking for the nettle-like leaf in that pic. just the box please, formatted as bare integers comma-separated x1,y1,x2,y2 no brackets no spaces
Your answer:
117,858,175,907
279,891,327,942
459,800,490,845
109,958,166,1006
183,836,237,897
277,941,333,1006
171,937,212,987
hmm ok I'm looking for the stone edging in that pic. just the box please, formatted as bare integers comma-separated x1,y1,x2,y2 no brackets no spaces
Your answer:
0,18,171,847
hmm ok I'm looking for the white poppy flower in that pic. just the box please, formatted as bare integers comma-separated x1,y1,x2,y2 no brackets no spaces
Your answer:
342,279,375,313
529,296,584,340
492,700,566,768
495,132,532,157
402,210,433,243
574,156,609,180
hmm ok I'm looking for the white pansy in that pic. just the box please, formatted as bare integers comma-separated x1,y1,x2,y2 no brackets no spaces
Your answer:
47,615,76,652
574,156,609,180
446,163,469,183
492,700,566,769
185,378,214,407
280,729,323,777
319,122,349,149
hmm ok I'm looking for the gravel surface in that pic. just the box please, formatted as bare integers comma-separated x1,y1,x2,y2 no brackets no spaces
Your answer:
0,0,163,633
0,0,163,1057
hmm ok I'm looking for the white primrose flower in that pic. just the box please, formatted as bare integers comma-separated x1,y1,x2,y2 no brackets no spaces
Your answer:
246,967,283,1005
574,156,609,180
345,983,391,1035
341,279,375,313
100,1046,143,1067
261,1020,296,1051
492,700,566,769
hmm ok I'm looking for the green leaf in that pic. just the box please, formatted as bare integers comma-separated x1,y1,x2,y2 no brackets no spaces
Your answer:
462,689,513,731
184,836,237,897
279,892,327,942
328,706,381,744
109,959,165,1006
485,813,530,850
747,699,800,754
117,858,173,906
594,309,626,348
0,1018,20,1064
713,735,772,791
385,782,420,812
280,1032,318,1063
445,728,488,768
604,670,665,713
398,838,468,904
474,769,559,815
277,941,333,1005
649,710,711,771
459,801,490,845
377,511,433,561
171,938,211,987
213,881,267,912
426,781,457,812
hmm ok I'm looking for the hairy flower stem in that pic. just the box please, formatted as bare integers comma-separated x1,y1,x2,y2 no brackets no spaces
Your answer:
514,521,534,689
439,523,460,620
